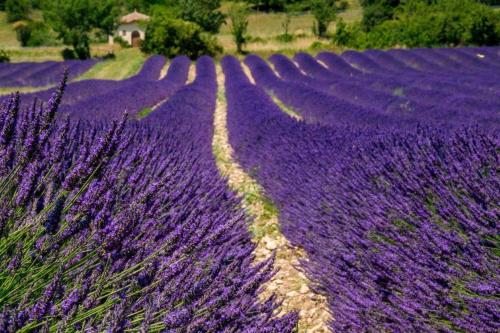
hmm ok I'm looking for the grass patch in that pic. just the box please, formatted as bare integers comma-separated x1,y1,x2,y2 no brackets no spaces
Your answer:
393,87,405,97
0,84,54,96
268,91,301,119
77,48,146,81
137,107,153,120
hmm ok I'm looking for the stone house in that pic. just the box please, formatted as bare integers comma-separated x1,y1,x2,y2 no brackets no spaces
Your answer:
109,10,150,47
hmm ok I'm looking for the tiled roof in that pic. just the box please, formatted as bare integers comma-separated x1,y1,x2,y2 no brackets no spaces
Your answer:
120,10,150,24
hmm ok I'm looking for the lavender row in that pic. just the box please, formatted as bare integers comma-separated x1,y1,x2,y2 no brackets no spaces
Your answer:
0,58,297,331
308,51,500,104
318,50,500,115
244,54,395,127
222,55,500,332
7,55,167,111
314,49,500,101
61,56,190,120
262,53,498,127
0,59,98,87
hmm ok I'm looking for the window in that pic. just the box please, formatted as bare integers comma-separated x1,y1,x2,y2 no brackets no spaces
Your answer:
122,30,126,36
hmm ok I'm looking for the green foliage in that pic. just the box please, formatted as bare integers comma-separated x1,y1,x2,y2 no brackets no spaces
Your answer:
43,0,119,59
14,21,60,47
177,0,225,34
334,0,500,49
0,49,10,63
61,47,77,60
114,35,131,48
228,3,250,53
310,0,337,37
141,10,222,59
5,0,31,23
332,18,350,45
399,0,500,47
122,0,165,13
361,0,400,31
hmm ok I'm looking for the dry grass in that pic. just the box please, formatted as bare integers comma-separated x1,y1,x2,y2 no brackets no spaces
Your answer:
0,12,20,48
0,85,54,96
218,0,361,55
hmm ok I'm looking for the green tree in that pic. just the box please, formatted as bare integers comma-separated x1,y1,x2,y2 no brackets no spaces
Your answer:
43,0,119,59
397,0,500,47
361,0,401,31
178,0,225,33
228,3,249,54
5,0,31,23
334,0,500,49
310,0,337,37
141,9,222,59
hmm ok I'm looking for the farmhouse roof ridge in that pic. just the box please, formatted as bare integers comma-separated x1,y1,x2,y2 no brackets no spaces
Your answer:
120,10,150,24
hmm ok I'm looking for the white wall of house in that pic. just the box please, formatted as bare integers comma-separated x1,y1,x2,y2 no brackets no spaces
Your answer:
108,23,145,45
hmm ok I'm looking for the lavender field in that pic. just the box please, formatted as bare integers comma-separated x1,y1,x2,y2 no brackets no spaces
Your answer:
0,47,499,332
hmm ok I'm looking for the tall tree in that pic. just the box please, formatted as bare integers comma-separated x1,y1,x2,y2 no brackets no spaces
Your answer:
5,0,31,22
228,3,249,54
360,0,401,31
178,0,225,34
43,0,119,59
310,0,338,37
141,8,221,58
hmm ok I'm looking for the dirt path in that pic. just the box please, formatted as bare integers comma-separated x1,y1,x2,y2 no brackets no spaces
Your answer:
187,63,196,84
212,65,331,332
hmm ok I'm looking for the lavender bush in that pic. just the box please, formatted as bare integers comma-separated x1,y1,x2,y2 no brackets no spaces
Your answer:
0,59,298,331
222,49,499,332
0,60,97,88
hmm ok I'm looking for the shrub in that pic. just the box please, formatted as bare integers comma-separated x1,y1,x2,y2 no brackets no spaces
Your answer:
61,48,77,60
0,50,10,63
15,21,61,47
141,12,222,59
13,21,31,46
332,18,350,46
113,35,131,48
277,14,294,42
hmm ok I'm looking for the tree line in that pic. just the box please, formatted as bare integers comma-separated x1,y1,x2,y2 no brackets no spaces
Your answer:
1,0,498,60
1,0,345,59
334,0,500,49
